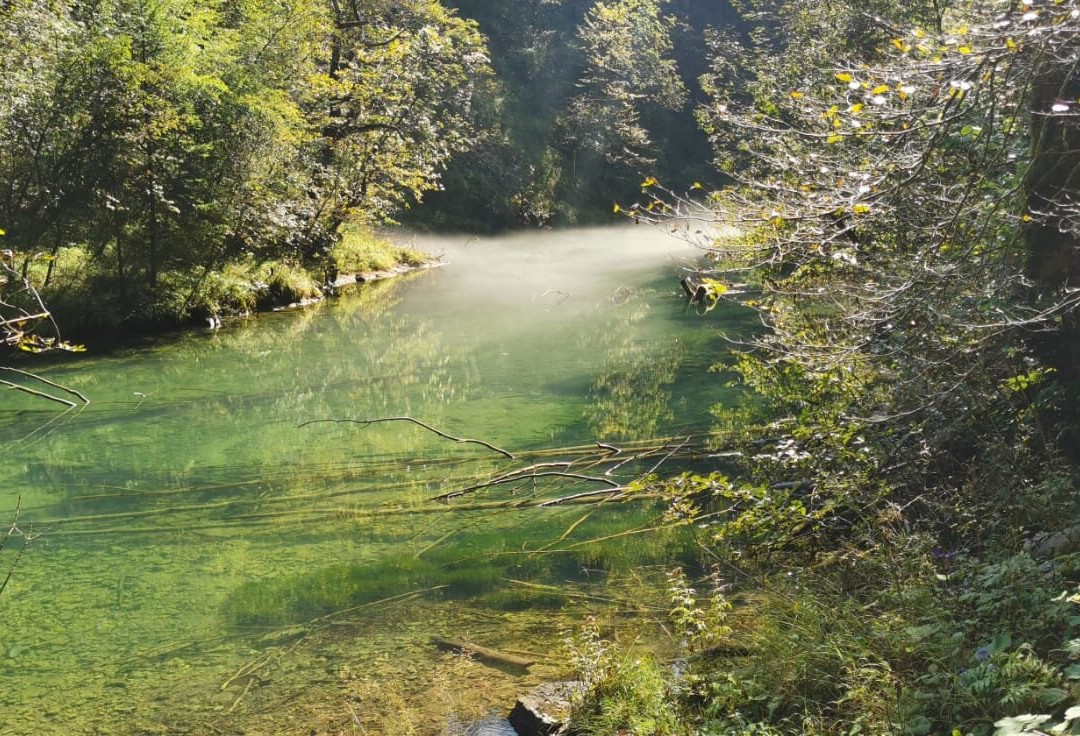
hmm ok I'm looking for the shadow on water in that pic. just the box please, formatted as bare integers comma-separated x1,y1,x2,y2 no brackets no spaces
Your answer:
0,225,752,735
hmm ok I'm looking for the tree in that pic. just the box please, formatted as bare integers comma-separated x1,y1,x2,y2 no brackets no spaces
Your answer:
0,0,490,324
563,0,687,171
668,0,1080,516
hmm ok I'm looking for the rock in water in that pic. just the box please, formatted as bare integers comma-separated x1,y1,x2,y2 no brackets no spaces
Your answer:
507,682,583,736
461,713,518,736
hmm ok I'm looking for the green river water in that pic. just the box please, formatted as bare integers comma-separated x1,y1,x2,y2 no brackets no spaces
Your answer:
0,225,750,735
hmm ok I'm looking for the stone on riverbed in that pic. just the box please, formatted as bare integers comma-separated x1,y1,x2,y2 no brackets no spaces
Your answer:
507,682,583,736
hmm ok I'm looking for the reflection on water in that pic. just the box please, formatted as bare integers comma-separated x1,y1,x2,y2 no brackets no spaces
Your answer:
0,226,751,735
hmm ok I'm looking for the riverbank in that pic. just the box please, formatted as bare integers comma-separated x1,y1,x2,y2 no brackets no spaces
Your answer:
20,228,431,344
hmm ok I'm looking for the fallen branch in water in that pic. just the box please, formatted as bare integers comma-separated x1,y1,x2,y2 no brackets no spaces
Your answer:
1,367,90,405
298,416,514,460
432,471,621,502
538,488,628,507
0,497,27,599
1,378,78,408
430,635,535,669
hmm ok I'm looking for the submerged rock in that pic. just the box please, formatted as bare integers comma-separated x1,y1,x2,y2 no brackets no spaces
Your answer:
507,681,583,736
447,712,518,736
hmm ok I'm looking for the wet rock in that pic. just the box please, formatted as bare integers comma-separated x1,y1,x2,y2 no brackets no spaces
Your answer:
446,712,518,736
507,682,583,736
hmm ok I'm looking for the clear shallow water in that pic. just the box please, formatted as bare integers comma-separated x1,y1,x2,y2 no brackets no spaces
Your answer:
0,226,750,735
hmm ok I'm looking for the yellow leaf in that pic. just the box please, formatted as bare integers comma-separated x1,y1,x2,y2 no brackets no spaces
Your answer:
789,90,804,99
852,203,871,214
1022,213,1033,222
641,176,658,188
849,102,864,114
0,228,5,236
827,134,843,144
891,38,907,52
1006,38,1017,51
613,203,621,213
691,182,704,190
957,45,972,54
835,72,854,83
871,84,889,95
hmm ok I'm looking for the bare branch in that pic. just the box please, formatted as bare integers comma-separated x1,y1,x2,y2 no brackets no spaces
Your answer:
299,416,515,459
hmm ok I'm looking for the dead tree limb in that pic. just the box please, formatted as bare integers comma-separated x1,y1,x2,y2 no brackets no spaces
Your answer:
0,498,27,600
299,416,515,459
539,488,628,507
430,636,535,669
432,471,621,502
2,367,89,405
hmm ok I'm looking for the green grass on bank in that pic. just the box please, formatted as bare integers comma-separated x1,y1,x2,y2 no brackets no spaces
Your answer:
12,227,426,339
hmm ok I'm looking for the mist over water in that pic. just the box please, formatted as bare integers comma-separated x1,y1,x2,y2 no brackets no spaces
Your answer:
0,225,748,735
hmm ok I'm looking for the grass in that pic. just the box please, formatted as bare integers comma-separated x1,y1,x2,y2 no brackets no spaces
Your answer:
332,224,428,276
13,224,424,338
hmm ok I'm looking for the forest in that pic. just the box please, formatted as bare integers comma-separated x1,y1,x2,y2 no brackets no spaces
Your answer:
3,0,1080,735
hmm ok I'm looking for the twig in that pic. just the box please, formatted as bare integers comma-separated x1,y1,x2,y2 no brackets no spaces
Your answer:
0,497,26,599
346,702,368,734
538,488,628,507
226,676,254,714
432,471,620,502
0,379,76,408
298,417,514,459
1,367,90,405
645,436,692,476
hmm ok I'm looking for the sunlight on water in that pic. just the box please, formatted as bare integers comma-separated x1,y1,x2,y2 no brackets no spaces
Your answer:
0,225,750,735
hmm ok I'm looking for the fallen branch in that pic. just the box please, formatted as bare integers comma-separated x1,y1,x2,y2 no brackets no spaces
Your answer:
432,471,621,502
430,635,535,669
298,417,514,460
538,488,627,507
1,379,77,408
0,497,27,599
1,367,90,405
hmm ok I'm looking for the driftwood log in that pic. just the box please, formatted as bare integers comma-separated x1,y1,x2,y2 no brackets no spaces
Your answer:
430,635,535,669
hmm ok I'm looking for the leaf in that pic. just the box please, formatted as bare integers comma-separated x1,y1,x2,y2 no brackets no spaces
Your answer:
848,102,864,114
958,45,973,54
994,714,1052,735
0,228,5,236
641,176,659,188
691,182,704,190
613,203,621,213
835,72,854,83
1007,38,1018,51
789,90,804,99
827,134,843,145
871,84,889,95
852,203,871,214
1037,688,1068,707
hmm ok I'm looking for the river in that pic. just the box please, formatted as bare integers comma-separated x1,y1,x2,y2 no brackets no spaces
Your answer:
0,225,750,735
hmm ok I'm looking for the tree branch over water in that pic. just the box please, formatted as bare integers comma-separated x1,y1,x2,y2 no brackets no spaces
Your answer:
298,416,515,459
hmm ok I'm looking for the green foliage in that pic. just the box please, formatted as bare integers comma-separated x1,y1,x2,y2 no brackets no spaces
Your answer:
566,618,688,736
332,225,426,275
0,0,489,331
411,0,727,229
